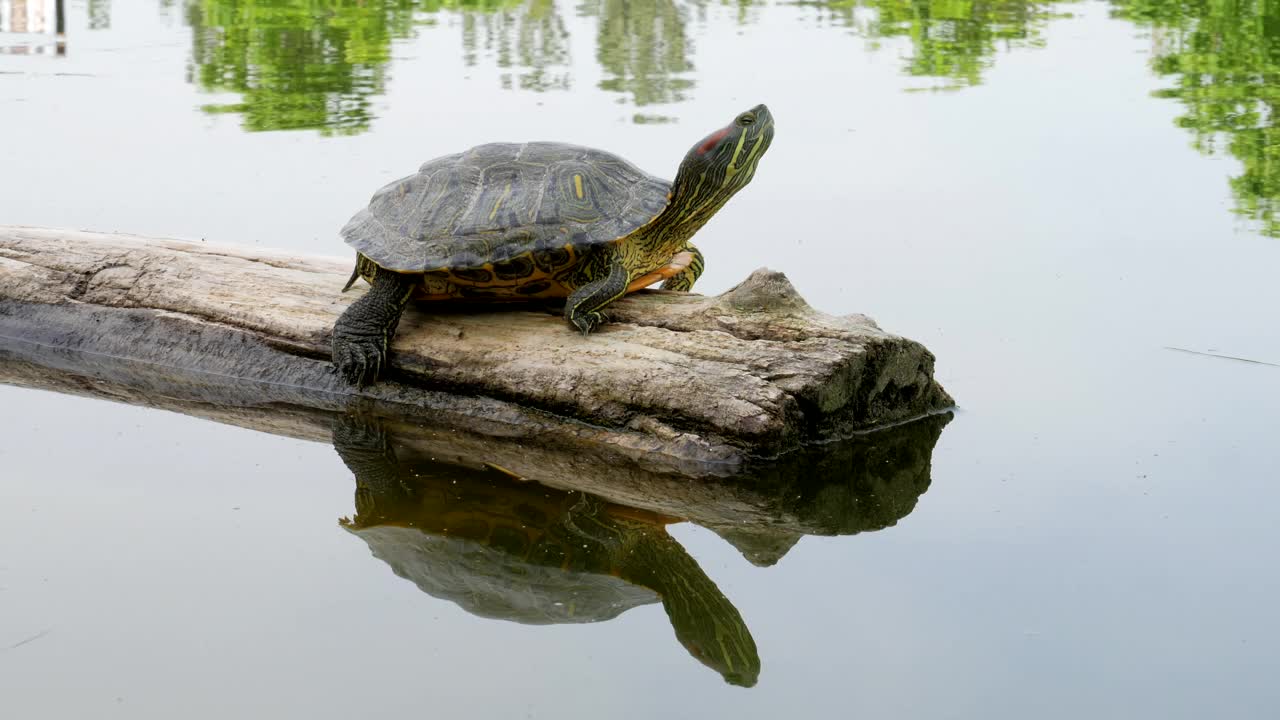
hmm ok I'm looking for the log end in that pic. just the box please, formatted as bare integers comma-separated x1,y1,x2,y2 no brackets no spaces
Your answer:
716,268,811,314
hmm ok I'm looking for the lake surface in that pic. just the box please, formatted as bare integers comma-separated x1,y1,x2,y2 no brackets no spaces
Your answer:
3,0,1279,717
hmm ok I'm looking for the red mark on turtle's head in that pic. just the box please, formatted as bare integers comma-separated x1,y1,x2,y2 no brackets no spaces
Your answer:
697,127,731,156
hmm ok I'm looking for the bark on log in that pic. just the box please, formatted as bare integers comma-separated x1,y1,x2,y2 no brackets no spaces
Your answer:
0,225,952,468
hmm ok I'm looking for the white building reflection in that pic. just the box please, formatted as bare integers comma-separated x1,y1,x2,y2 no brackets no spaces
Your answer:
0,0,65,55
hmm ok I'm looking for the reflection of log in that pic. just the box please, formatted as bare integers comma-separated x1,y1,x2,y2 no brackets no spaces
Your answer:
0,225,951,464
0,328,950,541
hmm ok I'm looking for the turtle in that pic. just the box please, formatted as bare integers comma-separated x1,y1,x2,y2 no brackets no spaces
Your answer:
332,104,776,386
332,416,761,687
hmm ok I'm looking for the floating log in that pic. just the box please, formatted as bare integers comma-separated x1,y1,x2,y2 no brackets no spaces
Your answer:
0,225,952,467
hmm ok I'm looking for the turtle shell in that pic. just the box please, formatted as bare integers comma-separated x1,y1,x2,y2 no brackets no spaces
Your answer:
341,142,672,273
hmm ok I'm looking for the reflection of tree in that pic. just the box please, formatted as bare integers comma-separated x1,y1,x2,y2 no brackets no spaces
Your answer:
186,0,417,134
88,0,111,30
184,0,568,134
581,0,695,105
467,0,572,91
811,0,1067,89
1113,0,1280,236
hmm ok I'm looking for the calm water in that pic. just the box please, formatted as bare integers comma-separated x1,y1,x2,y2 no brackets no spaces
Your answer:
3,0,1280,717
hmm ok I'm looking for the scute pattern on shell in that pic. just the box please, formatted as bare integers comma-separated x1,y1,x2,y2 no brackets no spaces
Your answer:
341,142,672,273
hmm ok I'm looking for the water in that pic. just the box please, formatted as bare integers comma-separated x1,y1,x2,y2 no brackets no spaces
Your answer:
3,0,1279,717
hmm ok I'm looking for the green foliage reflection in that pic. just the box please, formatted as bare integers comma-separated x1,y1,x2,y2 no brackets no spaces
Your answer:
182,0,1280,236
1112,0,1280,236
582,0,695,105
183,0,713,132
89,0,112,29
809,0,1070,89
185,0,559,134
185,0,1069,134
181,0,1078,133
187,0,417,134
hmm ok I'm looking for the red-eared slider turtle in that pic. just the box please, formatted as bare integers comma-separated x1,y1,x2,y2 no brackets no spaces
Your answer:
332,104,775,386
333,417,760,686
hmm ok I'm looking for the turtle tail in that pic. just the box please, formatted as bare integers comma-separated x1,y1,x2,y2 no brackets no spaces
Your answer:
342,262,362,293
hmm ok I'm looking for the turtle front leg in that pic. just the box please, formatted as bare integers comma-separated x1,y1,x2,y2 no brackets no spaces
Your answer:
332,266,418,387
566,246,630,335
659,242,705,292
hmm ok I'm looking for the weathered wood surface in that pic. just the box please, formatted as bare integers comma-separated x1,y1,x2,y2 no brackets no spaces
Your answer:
0,225,952,467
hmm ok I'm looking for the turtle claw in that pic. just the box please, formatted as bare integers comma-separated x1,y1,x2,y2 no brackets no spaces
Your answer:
332,412,389,451
571,310,609,336
333,333,386,388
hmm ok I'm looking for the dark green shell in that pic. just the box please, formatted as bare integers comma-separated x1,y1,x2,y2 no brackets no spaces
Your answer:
341,142,672,272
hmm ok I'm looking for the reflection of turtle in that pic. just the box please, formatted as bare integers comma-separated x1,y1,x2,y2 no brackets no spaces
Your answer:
331,104,775,386
333,418,760,687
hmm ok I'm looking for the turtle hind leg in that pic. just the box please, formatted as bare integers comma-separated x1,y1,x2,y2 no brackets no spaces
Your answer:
332,266,417,387
331,414,411,525
659,243,705,292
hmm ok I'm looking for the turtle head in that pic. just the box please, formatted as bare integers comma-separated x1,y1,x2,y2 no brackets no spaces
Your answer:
628,525,763,687
669,104,775,223
671,611,761,688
